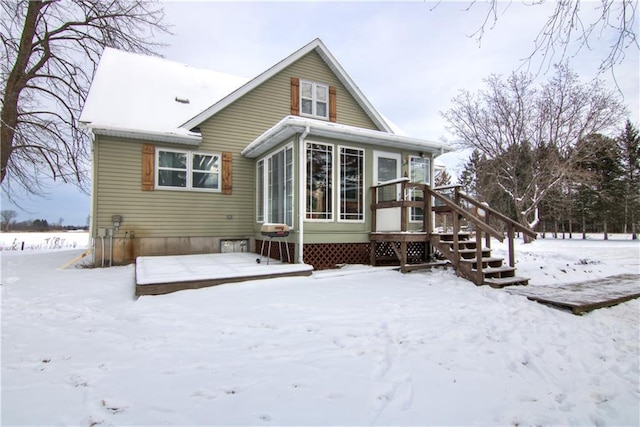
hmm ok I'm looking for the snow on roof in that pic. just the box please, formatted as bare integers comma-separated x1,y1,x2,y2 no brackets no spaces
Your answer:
79,48,248,140
241,115,453,159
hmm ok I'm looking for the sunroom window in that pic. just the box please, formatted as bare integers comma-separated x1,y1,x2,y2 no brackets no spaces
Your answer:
157,148,220,191
300,80,329,119
257,145,294,227
339,146,364,221
307,142,333,220
409,156,430,221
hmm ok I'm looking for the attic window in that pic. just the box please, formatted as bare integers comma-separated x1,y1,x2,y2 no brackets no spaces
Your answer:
300,80,328,119
175,96,190,104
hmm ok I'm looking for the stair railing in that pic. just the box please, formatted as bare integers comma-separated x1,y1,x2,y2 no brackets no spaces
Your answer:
434,185,537,268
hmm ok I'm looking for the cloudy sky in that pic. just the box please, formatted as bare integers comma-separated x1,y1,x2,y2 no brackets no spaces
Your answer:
2,1,638,226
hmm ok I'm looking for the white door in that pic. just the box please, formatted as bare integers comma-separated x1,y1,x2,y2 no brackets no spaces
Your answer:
373,151,402,231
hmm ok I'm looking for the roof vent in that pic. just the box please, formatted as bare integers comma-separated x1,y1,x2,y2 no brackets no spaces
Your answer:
175,96,190,104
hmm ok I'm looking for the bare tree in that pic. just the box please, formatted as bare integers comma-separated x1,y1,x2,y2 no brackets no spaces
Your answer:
1,209,18,231
442,66,627,241
459,0,638,75
1,0,168,197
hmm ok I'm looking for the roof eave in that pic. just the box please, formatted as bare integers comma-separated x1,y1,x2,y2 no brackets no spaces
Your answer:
89,125,202,145
242,116,453,159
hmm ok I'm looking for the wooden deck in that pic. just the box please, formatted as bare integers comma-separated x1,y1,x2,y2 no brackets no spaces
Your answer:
135,252,313,296
508,274,640,314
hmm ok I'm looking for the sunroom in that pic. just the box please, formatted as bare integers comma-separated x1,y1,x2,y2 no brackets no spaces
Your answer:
242,115,452,269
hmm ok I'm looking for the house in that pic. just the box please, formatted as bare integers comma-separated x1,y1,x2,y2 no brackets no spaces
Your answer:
79,38,454,270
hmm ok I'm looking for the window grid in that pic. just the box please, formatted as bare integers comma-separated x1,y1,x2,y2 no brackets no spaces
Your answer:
339,146,364,222
306,142,333,220
409,156,431,222
156,148,220,192
300,80,329,119
258,145,294,228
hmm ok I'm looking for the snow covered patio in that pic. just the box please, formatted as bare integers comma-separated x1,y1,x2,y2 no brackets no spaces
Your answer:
135,252,313,296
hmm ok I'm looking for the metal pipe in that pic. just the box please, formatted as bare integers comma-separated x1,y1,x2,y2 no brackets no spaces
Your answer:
100,236,105,268
108,228,114,267
297,126,310,264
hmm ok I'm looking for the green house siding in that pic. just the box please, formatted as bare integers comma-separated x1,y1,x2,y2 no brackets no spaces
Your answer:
92,136,254,239
91,49,408,264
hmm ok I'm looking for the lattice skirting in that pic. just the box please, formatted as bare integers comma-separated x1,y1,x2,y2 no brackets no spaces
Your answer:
372,241,428,266
303,243,370,270
255,241,370,270
255,241,428,270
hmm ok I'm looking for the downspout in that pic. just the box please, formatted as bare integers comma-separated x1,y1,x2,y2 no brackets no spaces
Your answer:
297,126,310,264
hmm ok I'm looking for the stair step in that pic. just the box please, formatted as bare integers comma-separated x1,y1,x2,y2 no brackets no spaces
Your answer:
478,266,517,276
460,257,503,264
456,248,491,255
483,276,529,288
400,260,450,272
435,233,471,242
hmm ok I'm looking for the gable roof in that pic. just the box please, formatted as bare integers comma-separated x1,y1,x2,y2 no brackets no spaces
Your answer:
80,39,406,144
79,48,248,144
181,38,393,133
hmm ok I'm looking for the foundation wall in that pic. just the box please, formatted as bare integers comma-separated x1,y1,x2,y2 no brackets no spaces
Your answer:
92,236,255,266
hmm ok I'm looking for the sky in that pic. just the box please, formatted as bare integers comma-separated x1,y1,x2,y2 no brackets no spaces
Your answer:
1,1,638,226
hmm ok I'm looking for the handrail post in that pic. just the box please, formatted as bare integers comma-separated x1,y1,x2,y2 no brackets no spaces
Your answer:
476,230,483,284
424,184,432,261
508,223,515,267
452,203,460,268
485,211,491,249
424,184,431,233
400,181,407,232
370,186,377,233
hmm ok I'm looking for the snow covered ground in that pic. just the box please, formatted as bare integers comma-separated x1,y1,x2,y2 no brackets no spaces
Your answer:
1,233,639,426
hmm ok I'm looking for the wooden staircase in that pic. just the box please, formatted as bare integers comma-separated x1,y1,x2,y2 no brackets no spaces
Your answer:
370,180,536,288
431,232,529,287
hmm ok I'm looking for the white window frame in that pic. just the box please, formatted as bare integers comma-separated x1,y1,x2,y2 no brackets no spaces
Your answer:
337,145,365,223
306,141,334,221
300,80,329,120
408,155,431,223
256,159,265,222
155,148,221,192
256,143,294,228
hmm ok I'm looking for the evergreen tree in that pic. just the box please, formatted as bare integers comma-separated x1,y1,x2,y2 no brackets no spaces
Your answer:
617,120,640,238
574,134,624,239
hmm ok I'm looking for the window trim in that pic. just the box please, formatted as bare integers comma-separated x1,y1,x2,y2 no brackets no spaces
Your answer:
256,143,295,228
155,147,222,192
300,80,329,120
408,155,431,223
306,141,334,222
337,145,365,223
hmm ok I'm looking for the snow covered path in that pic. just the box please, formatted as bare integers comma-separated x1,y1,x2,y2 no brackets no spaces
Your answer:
1,239,639,426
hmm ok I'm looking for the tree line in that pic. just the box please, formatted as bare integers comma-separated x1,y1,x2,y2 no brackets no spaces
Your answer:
442,64,636,241
0,210,88,232
457,120,639,239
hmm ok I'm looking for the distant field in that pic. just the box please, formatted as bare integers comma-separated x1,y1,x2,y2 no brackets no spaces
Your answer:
0,232,90,251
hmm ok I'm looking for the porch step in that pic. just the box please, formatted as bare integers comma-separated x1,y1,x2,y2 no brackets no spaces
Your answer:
478,266,517,278
484,276,530,288
460,256,504,268
400,260,450,273
455,248,492,259
435,232,471,242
